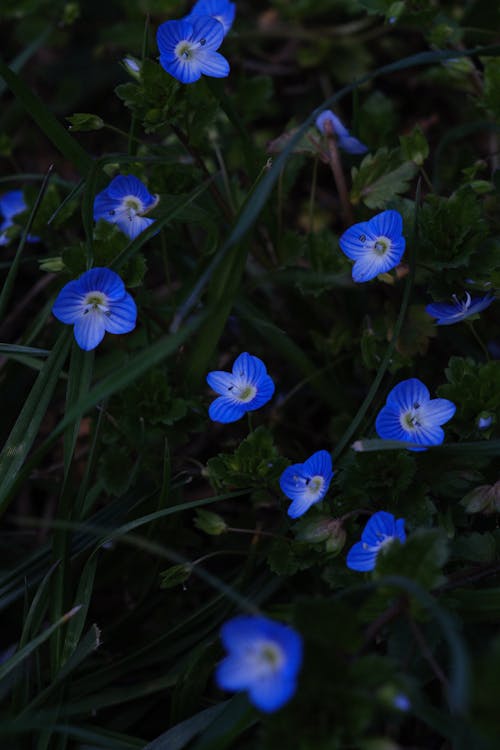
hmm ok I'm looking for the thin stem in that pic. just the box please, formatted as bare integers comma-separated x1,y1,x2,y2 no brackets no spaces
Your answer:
323,119,354,226
247,412,254,433
226,526,285,540
407,614,450,691
467,321,490,361
308,155,319,232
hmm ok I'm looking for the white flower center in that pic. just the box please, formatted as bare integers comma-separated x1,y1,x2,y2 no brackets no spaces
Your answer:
119,195,144,221
307,474,324,498
248,640,285,679
83,291,110,316
175,40,198,61
363,532,395,554
231,383,256,402
374,236,391,256
401,402,423,431
451,291,472,312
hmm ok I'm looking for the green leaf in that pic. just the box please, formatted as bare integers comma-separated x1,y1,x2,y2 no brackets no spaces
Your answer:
66,112,104,131
350,147,418,209
159,564,192,590
399,125,429,166
376,529,449,589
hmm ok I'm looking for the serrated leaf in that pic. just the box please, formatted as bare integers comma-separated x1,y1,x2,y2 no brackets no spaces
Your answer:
351,147,417,208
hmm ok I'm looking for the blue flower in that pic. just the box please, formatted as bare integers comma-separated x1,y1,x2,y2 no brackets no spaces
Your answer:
206,352,275,423
185,0,236,36
279,450,334,519
0,190,39,246
215,615,303,713
426,292,495,325
375,378,456,451
315,109,368,155
339,210,406,282
52,267,137,351
93,175,157,241
477,412,493,430
346,511,406,572
157,16,229,84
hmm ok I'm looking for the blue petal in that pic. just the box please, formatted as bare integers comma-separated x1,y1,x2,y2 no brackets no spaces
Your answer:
157,19,195,52
395,518,407,543
78,268,126,300
191,15,225,49
246,374,275,410
215,654,250,691
315,110,349,138
338,135,368,154
52,280,85,324
339,221,376,260
375,406,409,442
346,542,377,572
232,352,266,384
419,398,456,426
351,253,387,282
361,511,397,546
115,214,155,240
209,396,246,423
93,190,120,221
220,615,268,650
279,464,307,501
73,312,106,351
302,450,333,480
412,423,445,447
103,293,137,334
287,495,315,519
160,55,202,83
107,175,154,205
249,674,298,713
386,379,430,412
370,210,403,240
0,190,26,219
206,370,234,395
187,0,236,34
196,49,230,78
425,301,461,323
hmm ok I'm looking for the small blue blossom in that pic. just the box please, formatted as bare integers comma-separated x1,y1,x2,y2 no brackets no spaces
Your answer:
346,511,406,572
393,693,411,711
207,352,275,423
477,412,493,430
339,210,406,282
157,16,229,84
93,175,157,241
375,378,456,451
215,615,303,713
280,450,334,519
315,109,368,155
52,267,137,351
0,190,39,246
185,0,236,36
426,292,495,325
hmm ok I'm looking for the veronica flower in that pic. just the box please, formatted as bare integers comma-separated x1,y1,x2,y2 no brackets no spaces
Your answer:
339,210,406,282
93,175,157,241
0,190,39,246
346,511,406,572
52,267,137,351
206,352,275,423
216,615,303,713
157,16,229,84
426,292,495,325
375,378,456,451
279,450,334,519
315,109,368,155
185,0,236,36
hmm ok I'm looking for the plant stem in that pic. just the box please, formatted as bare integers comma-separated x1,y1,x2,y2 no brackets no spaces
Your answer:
323,119,354,226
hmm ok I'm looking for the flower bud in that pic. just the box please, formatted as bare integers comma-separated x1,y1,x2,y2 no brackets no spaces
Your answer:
194,509,228,535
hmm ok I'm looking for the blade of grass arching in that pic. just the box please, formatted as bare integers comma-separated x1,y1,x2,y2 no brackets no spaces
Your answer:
191,694,257,750
352,438,500,455
0,27,51,97
63,344,94,480
0,165,53,320
1,314,205,511
75,406,106,521
47,177,85,226
0,344,50,357
24,625,101,713
0,606,81,685
0,328,72,518
0,717,144,749
62,553,99,662
236,298,340,410
11,563,59,712
0,60,92,176
331,181,420,463
143,701,231,750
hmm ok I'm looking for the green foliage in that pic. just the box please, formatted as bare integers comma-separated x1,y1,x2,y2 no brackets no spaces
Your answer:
438,357,500,438
194,509,228,536
481,57,500,119
350,147,418,209
66,112,104,131
376,529,449,589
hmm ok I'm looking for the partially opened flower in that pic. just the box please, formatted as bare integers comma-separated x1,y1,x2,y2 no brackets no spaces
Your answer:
315,109,368,155
185,0,236,35
426,292,495,325
339,210,406,282
280,450,334,519
346,511,406,572
0,190,39,246
53,267,137,351
157,16,229,84
375,378,456,451
93,175,157,241
216,615,303,712
207,352,275,423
